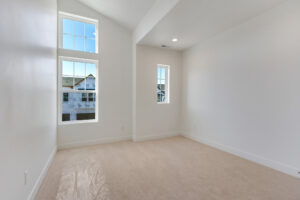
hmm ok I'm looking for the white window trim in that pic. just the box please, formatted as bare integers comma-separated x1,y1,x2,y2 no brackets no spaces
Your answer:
157,64,170,104
58,56,99,125
58,11,99,54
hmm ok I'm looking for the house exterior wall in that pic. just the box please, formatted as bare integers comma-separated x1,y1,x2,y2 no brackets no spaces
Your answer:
62,77,96,121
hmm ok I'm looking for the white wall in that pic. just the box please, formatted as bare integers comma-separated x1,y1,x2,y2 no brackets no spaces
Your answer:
182,0,300,178
57,0,133,149
136,45,182,141
0,0,57,199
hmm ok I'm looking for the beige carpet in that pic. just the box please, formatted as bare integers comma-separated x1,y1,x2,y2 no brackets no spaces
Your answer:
35,136,300,200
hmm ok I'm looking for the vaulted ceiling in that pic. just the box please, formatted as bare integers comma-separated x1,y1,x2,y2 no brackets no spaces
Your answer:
77,0,287,50
76,0,156,30
140,0,286,50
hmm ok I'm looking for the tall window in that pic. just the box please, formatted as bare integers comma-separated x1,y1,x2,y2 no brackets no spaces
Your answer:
157,64,170,104
58,12,99,124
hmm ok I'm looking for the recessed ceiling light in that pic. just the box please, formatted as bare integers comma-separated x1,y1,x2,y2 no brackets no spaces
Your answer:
172,38,178,42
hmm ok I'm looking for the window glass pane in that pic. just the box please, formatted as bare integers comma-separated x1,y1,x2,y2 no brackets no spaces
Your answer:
62,92,96,121
63,19,73,34
161,92,165,102
157,68,161,79
86,23,96,38
86,38,96,53
86,63,96,77
60,58,97,123
61,15,97,53
75,78,86,90
157,83,163,103
75,21,84,36
161,69,165,79
63,35,74,50
62,77,74,90
74,62,85,77
75,37,84,51
157,93,162,102
161,68,165,78
161,80,165,84
62,61,73,76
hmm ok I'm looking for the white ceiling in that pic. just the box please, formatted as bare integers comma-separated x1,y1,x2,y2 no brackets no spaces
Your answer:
139,0,286,50
76,0,157,30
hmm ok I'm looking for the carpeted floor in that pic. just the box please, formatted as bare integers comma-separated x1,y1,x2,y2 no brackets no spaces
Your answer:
35,136,300,200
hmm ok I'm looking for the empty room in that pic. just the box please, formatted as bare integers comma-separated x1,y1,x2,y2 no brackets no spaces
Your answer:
1,0,300,199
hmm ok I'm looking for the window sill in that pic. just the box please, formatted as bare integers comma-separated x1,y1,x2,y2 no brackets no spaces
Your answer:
157,102,170,105
58,119,98,126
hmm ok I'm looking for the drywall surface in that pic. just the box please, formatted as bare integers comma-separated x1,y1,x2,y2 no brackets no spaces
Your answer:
0,0,57,199
133,0,180,43
182,0,300,177
136,45,182,141
57,0,133,148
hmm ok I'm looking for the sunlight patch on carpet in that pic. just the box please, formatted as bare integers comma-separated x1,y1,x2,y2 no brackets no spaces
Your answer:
56,157,109,200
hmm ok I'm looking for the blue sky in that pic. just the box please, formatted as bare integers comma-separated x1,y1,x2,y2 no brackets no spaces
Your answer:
157,67,166,84
63,61,96,77
63,18,96,53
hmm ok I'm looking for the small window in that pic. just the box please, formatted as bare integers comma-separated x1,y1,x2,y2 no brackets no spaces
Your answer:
59,57,98,123
157,64,170,104
59,12,98,53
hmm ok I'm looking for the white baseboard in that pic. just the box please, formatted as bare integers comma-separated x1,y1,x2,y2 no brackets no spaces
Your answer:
27,146,57,200
134,132,180,142
182,133,300,179
58,135,132,150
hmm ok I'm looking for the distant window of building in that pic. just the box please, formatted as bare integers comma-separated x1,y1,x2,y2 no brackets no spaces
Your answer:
58,57,98,124
88,93,95,101
59,12,98,53
63,93,69,102
77,113,95,121
82,93,87,102
157,64,170,104
62,113,70,121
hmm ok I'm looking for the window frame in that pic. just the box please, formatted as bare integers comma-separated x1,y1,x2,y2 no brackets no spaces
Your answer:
58,11,99,54
157,64,170,104
58,56,99,125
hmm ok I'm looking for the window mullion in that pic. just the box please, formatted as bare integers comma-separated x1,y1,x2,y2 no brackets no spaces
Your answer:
84,23,86,52
72,62,75,91
85,63,87,90
73,20,75,50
